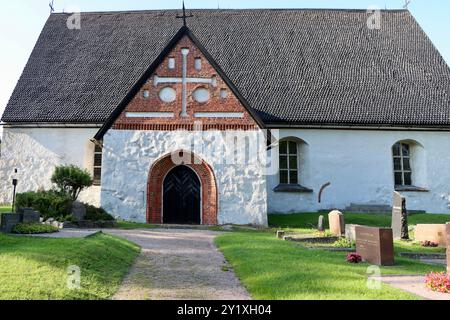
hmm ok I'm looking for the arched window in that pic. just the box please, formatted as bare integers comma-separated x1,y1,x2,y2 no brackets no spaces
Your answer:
279,140,298,184
392,142,412,186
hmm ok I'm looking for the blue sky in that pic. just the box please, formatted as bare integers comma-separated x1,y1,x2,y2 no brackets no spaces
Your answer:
0,0,449,118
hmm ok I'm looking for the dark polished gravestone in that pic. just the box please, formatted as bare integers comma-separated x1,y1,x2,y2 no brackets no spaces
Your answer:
18,208,40,224
355,226,394,266
447,223,450,274
391,191,409,240
71,202,86,221
0,213,22,233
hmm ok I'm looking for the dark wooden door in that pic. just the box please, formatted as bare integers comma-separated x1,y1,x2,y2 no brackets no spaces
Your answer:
163,165,201,224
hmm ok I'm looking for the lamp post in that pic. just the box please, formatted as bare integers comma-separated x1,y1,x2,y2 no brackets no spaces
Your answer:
12,169,18,213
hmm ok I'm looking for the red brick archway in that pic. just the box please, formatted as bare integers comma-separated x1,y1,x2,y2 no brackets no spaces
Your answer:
147,150,218,225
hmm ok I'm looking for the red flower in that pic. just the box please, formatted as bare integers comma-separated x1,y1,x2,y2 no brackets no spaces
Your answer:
347,253,362,263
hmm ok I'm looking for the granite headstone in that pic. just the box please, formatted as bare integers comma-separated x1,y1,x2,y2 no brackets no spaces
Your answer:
71,202,86,221
318,215,325,232
328,210,344,236
355,226,394,266
391,191,409,240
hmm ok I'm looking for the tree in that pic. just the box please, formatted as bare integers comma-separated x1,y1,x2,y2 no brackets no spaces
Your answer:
51,165,93,201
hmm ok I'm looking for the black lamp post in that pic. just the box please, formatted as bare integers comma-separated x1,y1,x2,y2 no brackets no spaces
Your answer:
12,169,18,213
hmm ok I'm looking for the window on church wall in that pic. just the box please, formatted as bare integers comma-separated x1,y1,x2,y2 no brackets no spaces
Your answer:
393,142,412,186
279,140,298,185
168,57,176,69
93,144,102,186
194,58,202,71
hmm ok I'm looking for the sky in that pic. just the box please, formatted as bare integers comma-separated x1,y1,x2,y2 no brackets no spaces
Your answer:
0,0,449,124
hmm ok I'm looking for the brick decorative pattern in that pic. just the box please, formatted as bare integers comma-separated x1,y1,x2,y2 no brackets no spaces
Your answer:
113,35,259,130
147,150,218,225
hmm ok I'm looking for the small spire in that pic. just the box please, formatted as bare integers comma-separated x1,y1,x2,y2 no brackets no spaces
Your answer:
176,0,194,27
49,0,55,14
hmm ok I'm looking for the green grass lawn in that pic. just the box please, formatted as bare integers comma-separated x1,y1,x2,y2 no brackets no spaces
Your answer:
215,231,445,300
0,232,140,300
0,205,11,213
269,212,450,232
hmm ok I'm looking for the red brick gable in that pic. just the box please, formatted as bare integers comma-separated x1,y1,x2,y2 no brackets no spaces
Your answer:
113,35,259,131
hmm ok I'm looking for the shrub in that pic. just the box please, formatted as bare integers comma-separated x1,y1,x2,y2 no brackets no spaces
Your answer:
12,223,59,234
347,253,362,264
16,191,72,220
314,230,334,238
425,272,450,294
84,204,114,221
51,165,93,201
333,238,355,248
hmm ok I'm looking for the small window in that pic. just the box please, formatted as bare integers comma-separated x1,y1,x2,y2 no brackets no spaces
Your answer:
93,144,102,186
194,58,202,71
220,89,228,99
393,142,412,186
279,140,299,185
168,57,175,69
143,90,150,99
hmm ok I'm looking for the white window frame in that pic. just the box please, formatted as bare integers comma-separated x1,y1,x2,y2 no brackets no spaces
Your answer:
93,144,102,186
393,142,412,186
279,140,299,185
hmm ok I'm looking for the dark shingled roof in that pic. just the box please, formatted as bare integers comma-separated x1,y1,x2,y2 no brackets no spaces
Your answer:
2,9,450,127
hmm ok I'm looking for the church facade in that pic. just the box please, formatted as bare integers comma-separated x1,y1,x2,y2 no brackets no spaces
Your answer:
1,9,450,225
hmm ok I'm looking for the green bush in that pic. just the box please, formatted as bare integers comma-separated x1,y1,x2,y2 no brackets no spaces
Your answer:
84,204,114,221
333,238,355,248
12,223,59,234
15,191,72,220
51,165,93,201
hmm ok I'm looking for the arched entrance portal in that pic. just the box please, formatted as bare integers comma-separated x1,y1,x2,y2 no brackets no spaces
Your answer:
147,150,218,225
163,165,201,224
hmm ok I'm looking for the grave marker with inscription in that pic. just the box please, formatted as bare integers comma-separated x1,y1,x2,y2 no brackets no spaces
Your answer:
391,191,409,240
355,226,394,266
328,210,345,236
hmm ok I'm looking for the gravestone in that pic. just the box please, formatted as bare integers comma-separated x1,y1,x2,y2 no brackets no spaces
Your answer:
277,230,285,239
415,224,446,247
71,202,86,221
391,191,409,240
317,215,325,232
345,224,361,242
355,226,394,266
328,210,344,236
20,208,40,224
0,213,22,233
447,223,450,274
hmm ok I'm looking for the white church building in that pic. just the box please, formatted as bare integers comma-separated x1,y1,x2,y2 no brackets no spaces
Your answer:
1,9,450,226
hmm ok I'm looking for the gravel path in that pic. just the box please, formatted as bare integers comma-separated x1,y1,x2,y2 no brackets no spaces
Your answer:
104,229,251,300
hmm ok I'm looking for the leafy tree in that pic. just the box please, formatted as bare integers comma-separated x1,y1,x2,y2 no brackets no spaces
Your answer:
51,165,93,201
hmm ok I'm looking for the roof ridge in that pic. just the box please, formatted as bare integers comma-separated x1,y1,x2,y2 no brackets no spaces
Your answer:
50,8,410,15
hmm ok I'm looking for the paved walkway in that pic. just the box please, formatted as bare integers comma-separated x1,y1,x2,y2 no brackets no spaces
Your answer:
374,275,450,300
104,229,251,300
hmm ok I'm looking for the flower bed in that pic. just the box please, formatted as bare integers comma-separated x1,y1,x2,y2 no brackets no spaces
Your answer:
425,272,450,294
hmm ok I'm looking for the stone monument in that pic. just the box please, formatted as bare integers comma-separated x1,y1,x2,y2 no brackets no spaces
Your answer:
415,224,447,247
71,202,86,221
328,210,344,236
355,226,394,266
318,215,325,232
391,191,409,240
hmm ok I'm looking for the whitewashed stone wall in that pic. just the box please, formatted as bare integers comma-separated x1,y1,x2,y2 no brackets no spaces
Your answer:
268,129,450,214
101,129,268,226
0,127,101,206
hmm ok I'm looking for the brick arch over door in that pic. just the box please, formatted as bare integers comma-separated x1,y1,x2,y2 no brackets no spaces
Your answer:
147,150,218,225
